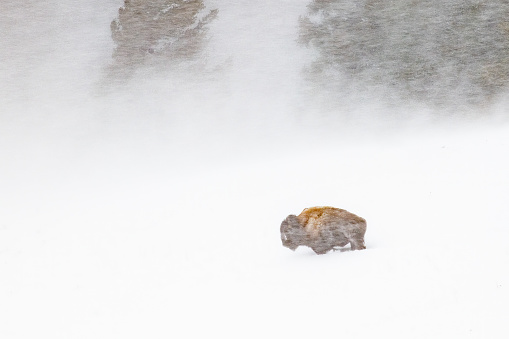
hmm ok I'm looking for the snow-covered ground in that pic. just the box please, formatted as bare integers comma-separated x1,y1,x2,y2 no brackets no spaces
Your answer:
1,1,509,338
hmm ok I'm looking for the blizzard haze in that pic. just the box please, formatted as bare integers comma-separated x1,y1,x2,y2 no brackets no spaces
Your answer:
1,1,509,338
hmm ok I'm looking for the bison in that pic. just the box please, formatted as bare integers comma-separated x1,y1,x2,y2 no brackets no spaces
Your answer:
280,206,367,254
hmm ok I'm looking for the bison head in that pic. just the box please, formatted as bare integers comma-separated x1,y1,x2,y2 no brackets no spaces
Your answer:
280,214,302,251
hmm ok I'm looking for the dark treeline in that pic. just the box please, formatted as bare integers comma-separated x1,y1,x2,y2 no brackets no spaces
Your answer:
106,0,509,109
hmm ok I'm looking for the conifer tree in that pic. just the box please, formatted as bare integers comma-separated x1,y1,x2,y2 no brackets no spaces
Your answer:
109,0,217,77
299,0,509,108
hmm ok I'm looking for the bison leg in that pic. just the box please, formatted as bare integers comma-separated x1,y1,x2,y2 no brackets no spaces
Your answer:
349,237,366,250
311,246,330,255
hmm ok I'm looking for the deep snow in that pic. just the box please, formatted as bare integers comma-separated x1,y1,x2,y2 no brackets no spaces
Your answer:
1,1,509,338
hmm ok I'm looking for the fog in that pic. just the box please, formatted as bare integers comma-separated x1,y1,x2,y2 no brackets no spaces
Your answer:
1,1,509,338
3,1,508,149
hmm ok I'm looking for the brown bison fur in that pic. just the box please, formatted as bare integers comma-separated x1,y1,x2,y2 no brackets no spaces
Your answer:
280,206,366,254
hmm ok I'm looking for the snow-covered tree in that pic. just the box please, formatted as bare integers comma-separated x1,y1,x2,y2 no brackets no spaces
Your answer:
109,0,217,77
299,0,509,108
